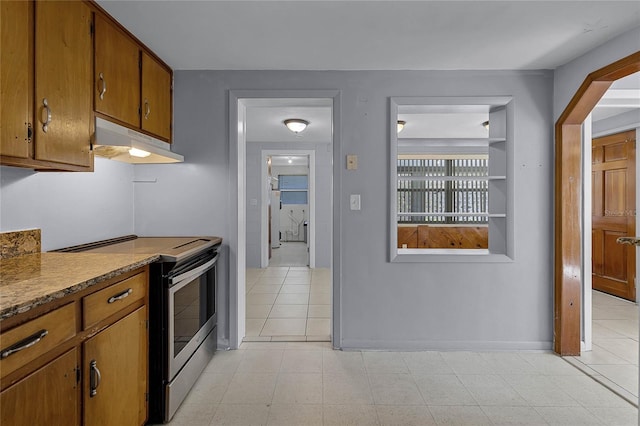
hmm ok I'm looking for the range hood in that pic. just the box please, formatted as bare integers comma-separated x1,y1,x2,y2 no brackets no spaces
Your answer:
93,117,184,164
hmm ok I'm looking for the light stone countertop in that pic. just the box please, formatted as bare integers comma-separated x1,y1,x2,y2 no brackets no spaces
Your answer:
0,252,159,321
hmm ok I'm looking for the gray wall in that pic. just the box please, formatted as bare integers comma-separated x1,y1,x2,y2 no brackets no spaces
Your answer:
553,26,640,122
138,69,556,350
245,144,332,268
0,158,134,251
10,36,636,348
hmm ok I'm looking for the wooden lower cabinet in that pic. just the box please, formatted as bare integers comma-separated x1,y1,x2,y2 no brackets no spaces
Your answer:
83,306,147,426
0,348,79,426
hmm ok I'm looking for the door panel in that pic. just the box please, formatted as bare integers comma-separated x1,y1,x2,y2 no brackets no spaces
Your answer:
0,0,32,159
83,307,147,426
604,169,626,215
603,142,627,162
592,130,636,301
141,52,171,141
0,349,79,426
34,0,92,167
603,231,626,281
94,14,140,127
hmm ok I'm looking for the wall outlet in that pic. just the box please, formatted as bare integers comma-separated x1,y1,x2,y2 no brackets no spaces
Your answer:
347,155,358,170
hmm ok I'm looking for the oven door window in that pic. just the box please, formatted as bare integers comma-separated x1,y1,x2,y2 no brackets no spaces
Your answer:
172,273,214,358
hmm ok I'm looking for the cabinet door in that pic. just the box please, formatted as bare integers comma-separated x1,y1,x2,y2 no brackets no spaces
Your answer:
34,0,92,167
0,0,32,158
94,14,140,128
1,348,79,426
141,51,171,141
84,306,147,426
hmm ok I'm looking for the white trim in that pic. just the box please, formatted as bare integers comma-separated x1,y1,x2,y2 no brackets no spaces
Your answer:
230,89,342,350
341,339,553,351
261,149,316,268
581,115,593,352
390,96,514,263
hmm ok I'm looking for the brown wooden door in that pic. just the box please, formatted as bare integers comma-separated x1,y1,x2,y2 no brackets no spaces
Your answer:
83,307,147,426
34,0,92,167
94,14,141,128
0,349,79,426
1,0,33,159
141,51,172,141
592,130,636,301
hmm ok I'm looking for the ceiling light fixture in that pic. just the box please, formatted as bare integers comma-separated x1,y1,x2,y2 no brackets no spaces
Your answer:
284,118,309,133
482,121,489,130
397,120,406,133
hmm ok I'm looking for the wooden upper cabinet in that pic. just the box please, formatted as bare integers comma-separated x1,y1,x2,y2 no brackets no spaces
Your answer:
94,14,140,128
0,0,33,159
141,51,172,141
34,0,92,168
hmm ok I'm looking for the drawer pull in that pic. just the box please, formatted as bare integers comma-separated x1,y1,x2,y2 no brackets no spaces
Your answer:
89,360,101,397
107,288,133,304
0,329,48,359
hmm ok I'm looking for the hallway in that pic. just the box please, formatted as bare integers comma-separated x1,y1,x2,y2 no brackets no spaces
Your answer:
245,266,331,341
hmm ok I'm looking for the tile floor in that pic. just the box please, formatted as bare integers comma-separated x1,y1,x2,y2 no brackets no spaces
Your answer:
269,242,309,267
245,266,331,341
568,290,639,405
161,341,638,426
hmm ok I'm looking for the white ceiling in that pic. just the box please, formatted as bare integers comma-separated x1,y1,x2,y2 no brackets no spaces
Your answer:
270,155,309,167
245,99,333,143
97,1,640,71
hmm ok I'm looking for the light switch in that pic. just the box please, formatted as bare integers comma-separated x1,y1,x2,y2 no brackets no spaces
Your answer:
350,194,361,210
347,155,358,170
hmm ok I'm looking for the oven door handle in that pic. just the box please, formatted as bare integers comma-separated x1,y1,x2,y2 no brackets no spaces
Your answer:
169,255,218,287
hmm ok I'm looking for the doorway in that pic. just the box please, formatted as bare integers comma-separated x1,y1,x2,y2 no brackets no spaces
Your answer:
230,91,341,348
262,151,315,268
245,149,330,341
554,52,640,356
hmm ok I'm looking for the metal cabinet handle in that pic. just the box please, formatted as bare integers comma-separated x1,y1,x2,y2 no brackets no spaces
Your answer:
41,98,51,132
89,360,101,397
98,72,106,100
107,288,133,304
617,237,640,246
0,329,48,359
144,99,150,119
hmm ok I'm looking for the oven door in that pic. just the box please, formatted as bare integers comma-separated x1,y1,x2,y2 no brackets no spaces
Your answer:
167,252,217,379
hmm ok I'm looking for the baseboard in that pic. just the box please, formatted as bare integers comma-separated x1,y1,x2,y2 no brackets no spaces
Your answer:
339,339,553,352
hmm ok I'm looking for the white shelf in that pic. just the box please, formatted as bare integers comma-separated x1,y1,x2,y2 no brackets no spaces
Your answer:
397,175,506,182
399,137,506,144
398,212,505,218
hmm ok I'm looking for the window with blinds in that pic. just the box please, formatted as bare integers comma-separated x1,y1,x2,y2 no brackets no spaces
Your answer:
279,175,308,205
397,157,488,224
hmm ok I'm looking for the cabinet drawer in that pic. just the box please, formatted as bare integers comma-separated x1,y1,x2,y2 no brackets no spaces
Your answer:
83,273,145,329
0,303,76,379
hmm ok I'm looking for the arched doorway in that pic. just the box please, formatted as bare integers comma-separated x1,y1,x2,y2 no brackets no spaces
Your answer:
554,51,640,355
